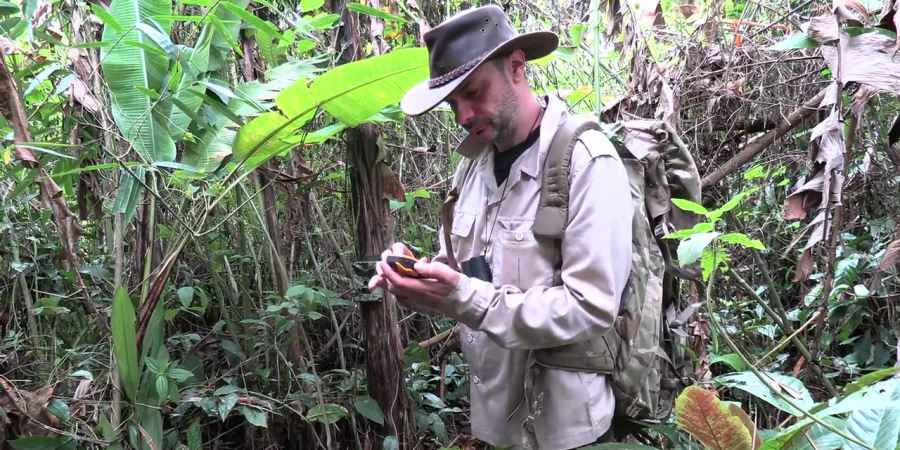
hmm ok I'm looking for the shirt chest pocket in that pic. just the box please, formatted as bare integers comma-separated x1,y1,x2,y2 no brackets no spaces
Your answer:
494,219,559,291
450,212,477,262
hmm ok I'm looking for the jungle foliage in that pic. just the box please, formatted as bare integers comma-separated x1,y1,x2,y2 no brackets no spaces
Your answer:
0,0,898,449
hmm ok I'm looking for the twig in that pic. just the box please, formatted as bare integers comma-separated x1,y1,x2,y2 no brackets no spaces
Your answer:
749,0,815,39
418,325,457,348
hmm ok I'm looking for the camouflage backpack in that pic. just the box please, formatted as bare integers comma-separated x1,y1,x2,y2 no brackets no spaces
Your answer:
530,114,701,422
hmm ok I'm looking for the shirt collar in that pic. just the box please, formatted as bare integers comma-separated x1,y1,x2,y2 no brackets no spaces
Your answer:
521,95,567,179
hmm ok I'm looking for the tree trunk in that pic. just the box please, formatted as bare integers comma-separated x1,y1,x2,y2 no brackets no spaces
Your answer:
347,125,413,444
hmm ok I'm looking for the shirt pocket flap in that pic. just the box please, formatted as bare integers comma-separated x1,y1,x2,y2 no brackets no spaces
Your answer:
451,212,476,238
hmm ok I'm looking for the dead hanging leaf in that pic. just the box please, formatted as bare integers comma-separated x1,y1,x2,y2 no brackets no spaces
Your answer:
880,239,900,270
793,248,815,282
675,386,755,450
378,162,405,202
70,78,101,113
851,85,880,121
784,107,845,280
820,31,900,94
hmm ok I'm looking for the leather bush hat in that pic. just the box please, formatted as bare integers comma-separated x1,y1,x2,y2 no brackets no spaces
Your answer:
400,5,558,116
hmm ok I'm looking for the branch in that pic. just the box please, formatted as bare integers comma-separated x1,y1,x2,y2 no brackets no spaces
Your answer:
701,88,827,188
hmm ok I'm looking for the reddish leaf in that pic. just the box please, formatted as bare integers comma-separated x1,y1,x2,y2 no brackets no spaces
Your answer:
729,403,763,450
676,385,754,450
793,249,815,282
378,163,405,202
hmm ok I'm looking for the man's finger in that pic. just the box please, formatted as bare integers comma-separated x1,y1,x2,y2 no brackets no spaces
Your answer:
391,242,408,256
414,261,459,285
368,274,386,290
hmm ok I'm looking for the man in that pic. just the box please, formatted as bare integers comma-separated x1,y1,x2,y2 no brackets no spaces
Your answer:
368,5,633,449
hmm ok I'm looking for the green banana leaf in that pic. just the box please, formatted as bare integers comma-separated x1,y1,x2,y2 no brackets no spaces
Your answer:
168,24,213,139
232,47,427,172
100,0,175,163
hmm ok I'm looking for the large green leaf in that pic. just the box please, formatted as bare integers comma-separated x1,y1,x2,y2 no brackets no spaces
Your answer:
233,111,294,171
677,232,720,266
353,396,385,425
311,47,427,126
232,48,427,171
113,167,144,224
716,371,814,417
769,33,820,50
183,123,236,173
169,24,213,139
306,403,348,425
845,379,900,450
206,0,246,71
100,0,175,162
111,287,139,401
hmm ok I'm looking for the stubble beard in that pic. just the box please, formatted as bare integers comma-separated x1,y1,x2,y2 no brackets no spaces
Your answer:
491,83,520,151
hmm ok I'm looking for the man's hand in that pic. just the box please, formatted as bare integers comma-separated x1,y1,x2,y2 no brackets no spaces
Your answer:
368,243,461,310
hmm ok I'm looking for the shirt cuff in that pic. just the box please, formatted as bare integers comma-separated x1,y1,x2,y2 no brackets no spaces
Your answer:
441,274,491,329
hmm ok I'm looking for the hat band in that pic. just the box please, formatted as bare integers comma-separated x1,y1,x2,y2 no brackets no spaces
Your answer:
428,54,486,89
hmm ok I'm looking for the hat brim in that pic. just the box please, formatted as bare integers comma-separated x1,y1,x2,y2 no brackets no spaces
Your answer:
400,31,559,116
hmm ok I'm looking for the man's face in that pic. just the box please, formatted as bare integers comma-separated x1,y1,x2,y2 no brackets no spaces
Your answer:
446,59,519,148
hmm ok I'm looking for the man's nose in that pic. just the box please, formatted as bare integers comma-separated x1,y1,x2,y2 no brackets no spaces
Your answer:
455,104,473,128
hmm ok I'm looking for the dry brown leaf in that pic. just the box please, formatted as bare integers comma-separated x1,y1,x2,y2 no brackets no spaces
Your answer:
851,85,880,120
821,31,900,94
70,78,100,113
808,15,841,43
793,248,815,282
784,176,821,220
378,163,405,202
880,239,900,270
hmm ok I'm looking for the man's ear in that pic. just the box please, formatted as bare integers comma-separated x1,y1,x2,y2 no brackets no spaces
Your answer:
508,49,527,82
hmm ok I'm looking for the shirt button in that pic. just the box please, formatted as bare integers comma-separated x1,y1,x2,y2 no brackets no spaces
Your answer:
467,333,476,344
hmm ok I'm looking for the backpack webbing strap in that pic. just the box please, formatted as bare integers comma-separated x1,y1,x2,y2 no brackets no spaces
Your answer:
532,117,602,239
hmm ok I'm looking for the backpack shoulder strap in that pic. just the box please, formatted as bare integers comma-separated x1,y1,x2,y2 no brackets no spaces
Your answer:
532,115,602,239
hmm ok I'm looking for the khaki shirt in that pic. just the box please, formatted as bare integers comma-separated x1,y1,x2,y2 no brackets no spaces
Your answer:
428,96,633,449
